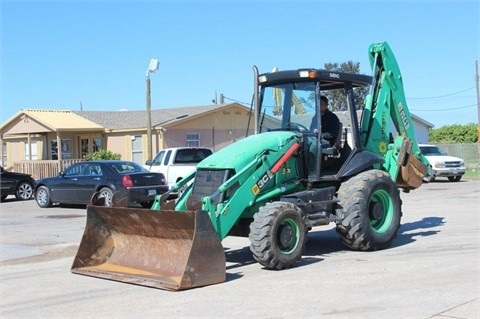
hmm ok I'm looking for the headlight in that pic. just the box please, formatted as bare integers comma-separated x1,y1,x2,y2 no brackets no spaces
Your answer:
460,161,465,166
434,162,445,168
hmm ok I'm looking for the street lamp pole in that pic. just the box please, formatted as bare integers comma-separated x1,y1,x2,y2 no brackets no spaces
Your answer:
146,58,159,161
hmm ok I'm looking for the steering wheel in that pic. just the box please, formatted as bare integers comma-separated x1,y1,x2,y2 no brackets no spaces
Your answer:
286,122,309,132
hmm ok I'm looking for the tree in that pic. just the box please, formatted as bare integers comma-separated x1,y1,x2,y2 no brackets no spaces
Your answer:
428,123,478,143
323,61,369,111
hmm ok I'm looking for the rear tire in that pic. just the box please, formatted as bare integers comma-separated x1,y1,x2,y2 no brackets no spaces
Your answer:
448,176,461,182
249,202,307,270
98,187,113,207
15,182,33,200
336,169,401,251
35,185,52,208
140,201,153,208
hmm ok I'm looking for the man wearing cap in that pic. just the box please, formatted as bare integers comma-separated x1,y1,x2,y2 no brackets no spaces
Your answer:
309,95,341,146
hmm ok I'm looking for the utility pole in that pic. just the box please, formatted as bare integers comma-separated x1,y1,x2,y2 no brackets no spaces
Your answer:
476,60,480,142
146,58,159,161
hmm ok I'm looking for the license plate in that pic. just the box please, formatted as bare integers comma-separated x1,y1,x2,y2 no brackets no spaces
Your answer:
148,189,156,196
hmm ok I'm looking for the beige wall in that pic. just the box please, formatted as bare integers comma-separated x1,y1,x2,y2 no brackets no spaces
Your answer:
159,106,254,152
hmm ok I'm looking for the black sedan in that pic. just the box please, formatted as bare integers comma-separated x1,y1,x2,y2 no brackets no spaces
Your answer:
1,166,35,201
34,160,168,208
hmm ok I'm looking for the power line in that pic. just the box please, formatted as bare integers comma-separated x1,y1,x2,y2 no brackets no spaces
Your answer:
408,86,475,99
410,103,476,112
222,96,251,106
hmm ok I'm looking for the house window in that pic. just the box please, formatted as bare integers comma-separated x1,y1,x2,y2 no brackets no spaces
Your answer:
81,138,89,159
131,135,143,164
186,132,199,147
2,141,7,166
80,136,103,158
93,137,102,152
24,140,38,160
51,139,72,160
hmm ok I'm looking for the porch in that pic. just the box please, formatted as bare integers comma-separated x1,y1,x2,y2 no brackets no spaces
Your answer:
12,159,84,180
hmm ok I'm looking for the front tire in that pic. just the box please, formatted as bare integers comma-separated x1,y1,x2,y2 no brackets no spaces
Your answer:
336,170,401,251
448,176,461,182
249,202,307,270
15,182,33,200
35,185,52,208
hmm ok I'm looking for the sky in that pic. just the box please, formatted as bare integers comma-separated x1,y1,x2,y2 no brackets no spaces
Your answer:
1,0,479,128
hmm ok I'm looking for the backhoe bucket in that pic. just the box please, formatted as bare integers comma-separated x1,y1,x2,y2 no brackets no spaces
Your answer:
71,206,226,291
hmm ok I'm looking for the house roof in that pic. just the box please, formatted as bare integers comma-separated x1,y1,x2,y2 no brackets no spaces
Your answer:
73,103,243,131
1,109,104,133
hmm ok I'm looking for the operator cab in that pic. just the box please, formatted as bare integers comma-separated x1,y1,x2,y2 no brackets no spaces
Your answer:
255,68,372,181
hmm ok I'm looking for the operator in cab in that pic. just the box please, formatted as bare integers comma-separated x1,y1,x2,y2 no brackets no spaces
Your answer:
309,96,340,147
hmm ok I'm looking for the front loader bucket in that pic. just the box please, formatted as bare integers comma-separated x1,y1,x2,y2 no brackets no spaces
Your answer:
71,206,226,291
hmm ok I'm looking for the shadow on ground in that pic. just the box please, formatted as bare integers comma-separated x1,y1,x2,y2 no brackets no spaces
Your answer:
223,215,445,282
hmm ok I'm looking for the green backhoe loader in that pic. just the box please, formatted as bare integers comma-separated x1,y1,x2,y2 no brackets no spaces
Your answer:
71,42,430,290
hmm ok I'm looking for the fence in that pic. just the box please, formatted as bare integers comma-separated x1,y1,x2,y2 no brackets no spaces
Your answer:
436,143,480,168
12,159,84,180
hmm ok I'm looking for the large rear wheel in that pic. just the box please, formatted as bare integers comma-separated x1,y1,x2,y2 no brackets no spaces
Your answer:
249,202,307,270
336,170,401,251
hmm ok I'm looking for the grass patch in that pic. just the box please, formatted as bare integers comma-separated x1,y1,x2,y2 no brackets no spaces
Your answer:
464,167,480,180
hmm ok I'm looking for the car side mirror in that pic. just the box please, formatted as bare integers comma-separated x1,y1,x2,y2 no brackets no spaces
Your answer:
58,171,64,177
145,160,152,166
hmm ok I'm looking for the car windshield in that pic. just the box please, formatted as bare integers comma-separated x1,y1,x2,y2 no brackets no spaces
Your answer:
174,149,212,164
420,146,446,156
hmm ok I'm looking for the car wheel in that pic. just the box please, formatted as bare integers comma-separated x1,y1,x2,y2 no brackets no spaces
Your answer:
140,201,154,208
15,182,34,200
35,185,52,208
448,176,461,182
98,187,113,207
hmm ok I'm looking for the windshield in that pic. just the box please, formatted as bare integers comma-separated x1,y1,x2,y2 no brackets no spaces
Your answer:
420,146,446,156
259,81,317,132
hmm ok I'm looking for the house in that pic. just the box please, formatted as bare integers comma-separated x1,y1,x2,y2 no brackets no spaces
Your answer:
0,103,254,178
335,111,433,145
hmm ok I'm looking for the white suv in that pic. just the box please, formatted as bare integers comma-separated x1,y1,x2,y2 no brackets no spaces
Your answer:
419,144,466,182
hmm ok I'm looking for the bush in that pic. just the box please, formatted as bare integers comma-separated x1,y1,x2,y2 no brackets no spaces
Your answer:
429,123,478,143
85,149,121,160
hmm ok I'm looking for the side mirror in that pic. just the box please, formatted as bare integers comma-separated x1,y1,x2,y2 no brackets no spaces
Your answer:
145,160,152,166
58,171,64,177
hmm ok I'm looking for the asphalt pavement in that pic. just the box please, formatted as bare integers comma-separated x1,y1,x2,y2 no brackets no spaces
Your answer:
1,179,479,319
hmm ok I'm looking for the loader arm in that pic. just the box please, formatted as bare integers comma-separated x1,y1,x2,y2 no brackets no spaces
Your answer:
360,42,429,190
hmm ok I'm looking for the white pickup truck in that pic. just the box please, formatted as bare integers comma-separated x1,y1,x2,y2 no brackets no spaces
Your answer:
144,147,213,188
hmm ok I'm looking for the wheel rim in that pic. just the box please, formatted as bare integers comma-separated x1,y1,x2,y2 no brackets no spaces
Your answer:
37,189,47,205
277,218,300,253
369,189,393,233
100,190,112,206
19,184,33,199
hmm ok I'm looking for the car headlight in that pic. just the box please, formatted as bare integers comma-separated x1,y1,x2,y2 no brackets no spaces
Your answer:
434,162,445,168
460,161,465,166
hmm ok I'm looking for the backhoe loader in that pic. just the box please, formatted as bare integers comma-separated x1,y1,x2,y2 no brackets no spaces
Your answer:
72,42,430,290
